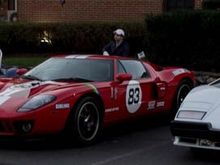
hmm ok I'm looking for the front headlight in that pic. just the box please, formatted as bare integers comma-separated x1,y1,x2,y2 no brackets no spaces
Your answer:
18,94,56,112
177,110,206,120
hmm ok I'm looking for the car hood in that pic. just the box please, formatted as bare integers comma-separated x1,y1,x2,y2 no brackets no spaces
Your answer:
0,80,88,113
182,85,220,108
176,85,220,128
0,80,70,97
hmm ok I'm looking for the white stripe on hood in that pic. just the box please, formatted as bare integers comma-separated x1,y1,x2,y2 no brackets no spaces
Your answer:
0,80,65,105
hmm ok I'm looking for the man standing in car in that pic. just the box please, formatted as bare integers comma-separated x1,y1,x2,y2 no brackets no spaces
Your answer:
102,29,130,57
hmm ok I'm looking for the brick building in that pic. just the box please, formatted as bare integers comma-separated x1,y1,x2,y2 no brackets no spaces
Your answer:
0,0,205,22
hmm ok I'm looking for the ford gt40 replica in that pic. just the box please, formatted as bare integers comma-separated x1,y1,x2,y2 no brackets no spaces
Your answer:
0,55,194,145
171,78,220,150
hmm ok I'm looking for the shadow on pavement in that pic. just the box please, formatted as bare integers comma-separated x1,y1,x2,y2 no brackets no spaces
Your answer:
0,114,170,151
189,148,220,163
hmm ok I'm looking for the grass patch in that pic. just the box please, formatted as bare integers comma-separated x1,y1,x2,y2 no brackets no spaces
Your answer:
4,56,49,68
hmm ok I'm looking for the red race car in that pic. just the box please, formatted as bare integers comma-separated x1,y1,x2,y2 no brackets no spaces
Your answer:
0,55,195,145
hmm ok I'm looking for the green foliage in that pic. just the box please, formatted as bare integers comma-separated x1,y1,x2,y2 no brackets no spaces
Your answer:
0,23,41,53
2,12,220,72
4,56,48,68
0,22,146,57
145,10,220,72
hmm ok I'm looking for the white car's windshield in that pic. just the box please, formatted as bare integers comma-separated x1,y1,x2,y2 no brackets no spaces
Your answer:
23,57,113,82
210,78,220,88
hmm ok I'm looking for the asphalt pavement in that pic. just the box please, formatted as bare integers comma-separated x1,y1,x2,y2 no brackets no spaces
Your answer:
0,117,219,165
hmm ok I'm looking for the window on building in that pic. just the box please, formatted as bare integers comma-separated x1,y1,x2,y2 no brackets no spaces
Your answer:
8,0,15,10
165,0,195,11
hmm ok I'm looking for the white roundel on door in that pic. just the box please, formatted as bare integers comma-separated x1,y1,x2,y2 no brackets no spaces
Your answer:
126,80,142,113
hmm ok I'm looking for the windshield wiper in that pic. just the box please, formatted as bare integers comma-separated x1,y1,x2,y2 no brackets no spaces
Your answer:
51,77,93,82
21,75,42,81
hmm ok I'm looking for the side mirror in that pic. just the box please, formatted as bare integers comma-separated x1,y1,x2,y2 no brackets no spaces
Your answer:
116,73,132,82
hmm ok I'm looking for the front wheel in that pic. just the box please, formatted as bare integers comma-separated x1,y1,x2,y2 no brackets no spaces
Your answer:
66,97,103,145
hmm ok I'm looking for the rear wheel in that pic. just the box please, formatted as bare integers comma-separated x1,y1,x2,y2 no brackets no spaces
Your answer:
66,97,103,145
176,83,191,108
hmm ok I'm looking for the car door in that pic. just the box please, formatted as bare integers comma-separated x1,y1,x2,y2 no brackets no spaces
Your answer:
112,59,155,121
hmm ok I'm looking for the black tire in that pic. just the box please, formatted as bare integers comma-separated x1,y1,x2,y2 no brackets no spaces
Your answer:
66,96,103,146
171,81,192,119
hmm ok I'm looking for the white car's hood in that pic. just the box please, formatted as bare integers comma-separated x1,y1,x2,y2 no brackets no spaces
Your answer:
176,85,220,128
184,85,220,105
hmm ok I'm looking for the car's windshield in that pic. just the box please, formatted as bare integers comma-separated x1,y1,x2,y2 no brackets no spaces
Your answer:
23,57,113,82
210,78,220,88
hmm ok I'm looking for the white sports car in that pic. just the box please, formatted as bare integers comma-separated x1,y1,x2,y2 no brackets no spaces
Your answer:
171,78,220,150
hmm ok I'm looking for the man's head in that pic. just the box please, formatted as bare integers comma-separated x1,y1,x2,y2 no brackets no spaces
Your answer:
113,29,125,42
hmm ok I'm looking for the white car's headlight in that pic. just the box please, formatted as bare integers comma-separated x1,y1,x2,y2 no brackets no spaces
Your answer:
18,94,56,112
177,110,206,120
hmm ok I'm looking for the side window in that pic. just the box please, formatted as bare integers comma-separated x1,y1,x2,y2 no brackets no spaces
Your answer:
8,0,16,10
117,61,126,74
120,60,150,80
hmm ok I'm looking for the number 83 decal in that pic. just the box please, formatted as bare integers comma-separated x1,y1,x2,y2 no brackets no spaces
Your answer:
126,80,142,113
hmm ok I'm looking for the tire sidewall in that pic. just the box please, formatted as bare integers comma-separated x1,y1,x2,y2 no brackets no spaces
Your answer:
176,83,191,109
69,96,103,145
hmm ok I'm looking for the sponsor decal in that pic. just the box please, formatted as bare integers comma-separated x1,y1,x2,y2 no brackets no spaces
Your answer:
126,80,142,113
105,107,119,113
172,69,188,76
114,88,118,99
157,101,165,107
111,87,118,99
148,101,156,110
55,103,70,109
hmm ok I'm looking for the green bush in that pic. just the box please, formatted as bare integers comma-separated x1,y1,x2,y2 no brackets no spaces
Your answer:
0,22,146,57
2,12,220,72
145,10,220,72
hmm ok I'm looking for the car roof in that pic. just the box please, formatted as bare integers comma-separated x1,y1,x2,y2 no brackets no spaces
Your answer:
52,54,134,60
